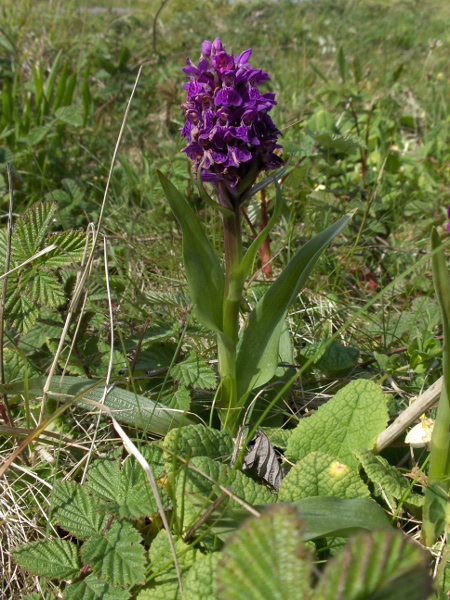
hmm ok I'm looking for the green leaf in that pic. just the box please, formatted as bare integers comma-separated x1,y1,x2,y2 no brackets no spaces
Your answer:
64,574,130,600
216,505,313,600
0,376,194,435
157,171,225,334
42,230,90,267
26,125,51,145
183,553,221,600
86,449,170,519
235,215,351,399
52,481,109,539
163,424,234,464
5,291,39,333
171,353,217,389
279,451,370,502
13,539,80,579
139,531,200,599
26,271,65,306
292,496,391,541
299,340,360,377
81,520,146,587
262,427,294,450
55,105,83,127
355,448,424,507
12,202,57,262
286,379,389,469
315,530,433,600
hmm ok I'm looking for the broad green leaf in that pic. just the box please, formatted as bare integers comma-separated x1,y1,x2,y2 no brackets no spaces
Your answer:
157,171,225,334
292,496,391,541
355,448,423,507
286,379,389,469
163,424,234,464
26,271,65,306
138,531,200,599
26,125,50,145
64,574,130,600
315,530,433,600
160,386,191,411
236,215,351,399
5,292,39,333
0,376,194,435
13,539,80,579
216,505,313,600
81,520,146,587
279,451,370,502
183,552,221,600
42,230,90,267
52,481,109,539
299,340,360,377
55,105,84,127
86,449,170,519
262,427,294,450
171,353,217,389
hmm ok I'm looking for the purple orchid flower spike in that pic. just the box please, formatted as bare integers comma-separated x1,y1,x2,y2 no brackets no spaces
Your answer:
181,38,283,201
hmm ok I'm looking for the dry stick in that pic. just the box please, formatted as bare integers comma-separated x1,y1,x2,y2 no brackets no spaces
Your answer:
39,66,144,423
0,165,16,427
374,376,443,453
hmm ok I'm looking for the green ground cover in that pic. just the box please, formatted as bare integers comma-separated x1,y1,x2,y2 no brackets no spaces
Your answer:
1,0,450,597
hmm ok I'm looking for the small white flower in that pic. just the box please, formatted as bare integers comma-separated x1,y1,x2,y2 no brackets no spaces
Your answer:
405,415,434,448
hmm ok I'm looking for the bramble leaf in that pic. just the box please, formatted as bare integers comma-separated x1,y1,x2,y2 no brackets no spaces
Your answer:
183,552,221,600
354,448,423,507
279,451,370,502
64,574,130,600
315,529,433,600
171,353,217,389
163,424,234,464
52,481,109,539
217,505,313,600
13,539,80,579
286,379,389,469
81,520,146,587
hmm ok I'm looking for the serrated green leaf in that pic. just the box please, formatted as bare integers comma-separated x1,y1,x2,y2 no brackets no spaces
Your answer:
52,481,109,539
183,552,221,600
315,530,433,600
299,340,360,377
235,215,350,399
13,539,80,579
5,292,39,333
216,505,313,600
279,451,369,502
42,230,90,267
161,386,191,411
286,379,389,469
171,353,217,389
354,448,423,507
64,574,131,600
26,125,51,145
12,202,57,261
81,520,146,587
55,105,83,127
26,271,65,306
86,448,170,520
164,424,234,464
138,531,200,599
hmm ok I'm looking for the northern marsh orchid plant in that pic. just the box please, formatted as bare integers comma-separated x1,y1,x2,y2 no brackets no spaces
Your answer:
157,38,350,435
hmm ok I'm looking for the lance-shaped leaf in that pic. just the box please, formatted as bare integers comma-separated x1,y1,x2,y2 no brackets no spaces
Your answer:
0,376,193,435
157,171,225,334
236,215,351,399
422,228,450,546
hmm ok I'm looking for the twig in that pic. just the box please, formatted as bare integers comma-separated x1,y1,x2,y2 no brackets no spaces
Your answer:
374,376,443,453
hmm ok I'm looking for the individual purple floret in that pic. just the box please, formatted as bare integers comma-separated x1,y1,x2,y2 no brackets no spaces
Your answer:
181,38,284,197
